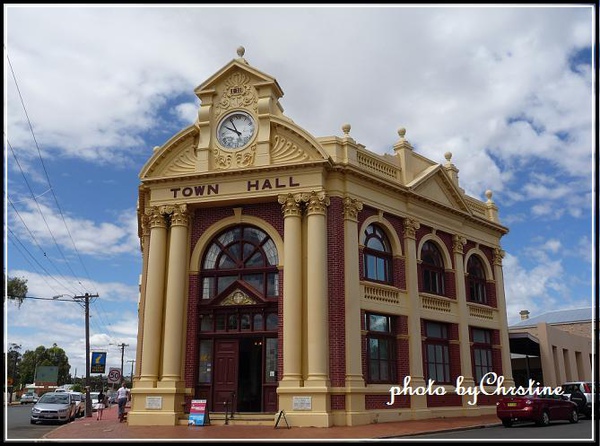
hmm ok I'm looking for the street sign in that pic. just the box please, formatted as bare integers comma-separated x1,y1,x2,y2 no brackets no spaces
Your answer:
91,352,107,374
107,367,122,383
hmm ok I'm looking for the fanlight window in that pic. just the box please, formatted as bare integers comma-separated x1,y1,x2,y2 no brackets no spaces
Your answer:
201,225,279,299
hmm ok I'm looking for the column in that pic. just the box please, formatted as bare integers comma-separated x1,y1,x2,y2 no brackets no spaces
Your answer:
343,197,367,423
453,235,476,409
305,191,330,387
161,204,189,385
139,206,168,385
403,217,427,413
493,248,515,387
278,193,303,387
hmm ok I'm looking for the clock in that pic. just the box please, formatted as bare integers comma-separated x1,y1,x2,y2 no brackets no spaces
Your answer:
216,111,256,149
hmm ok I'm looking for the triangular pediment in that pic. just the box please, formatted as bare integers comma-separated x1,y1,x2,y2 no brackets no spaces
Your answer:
195,58,283,98
212,280,268,307
408,165,472,214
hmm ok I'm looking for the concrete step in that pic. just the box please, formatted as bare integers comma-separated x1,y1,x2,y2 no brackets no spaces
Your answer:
178,412,276,426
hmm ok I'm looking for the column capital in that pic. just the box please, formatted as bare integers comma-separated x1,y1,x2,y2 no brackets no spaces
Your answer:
493,247,505,266
452,234,467,254
145,206,167,229
170,204,190,227
403,217,420,239
342,197,363,221
302,190,330,216
278,193,302,217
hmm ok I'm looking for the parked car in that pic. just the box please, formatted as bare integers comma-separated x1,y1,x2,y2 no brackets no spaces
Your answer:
20,392,39,404
497,393,579,427
68,391,85,418
30,392,78,424
561,381,594,418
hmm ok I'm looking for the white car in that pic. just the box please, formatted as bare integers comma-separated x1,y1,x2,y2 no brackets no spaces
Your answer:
20,392,39,404
68,391,85,418
30,392,78,424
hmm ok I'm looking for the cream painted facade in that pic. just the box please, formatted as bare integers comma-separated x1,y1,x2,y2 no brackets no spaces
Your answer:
130,48,514,427
509,314,593,388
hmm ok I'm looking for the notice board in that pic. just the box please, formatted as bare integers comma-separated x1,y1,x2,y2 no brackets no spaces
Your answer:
188,399,208,426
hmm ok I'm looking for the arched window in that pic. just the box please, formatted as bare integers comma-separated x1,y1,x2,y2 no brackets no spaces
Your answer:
467,255,487,304
363,224,392,283
201,225,279,300
421,241,445,295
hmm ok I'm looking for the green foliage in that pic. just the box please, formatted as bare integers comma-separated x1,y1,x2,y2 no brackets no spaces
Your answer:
18,343,72,387
71,383,83,393
7,343,22,388
6,276,28,307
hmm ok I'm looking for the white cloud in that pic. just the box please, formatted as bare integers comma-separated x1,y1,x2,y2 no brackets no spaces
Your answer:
5,6,592,200
8,199,140,259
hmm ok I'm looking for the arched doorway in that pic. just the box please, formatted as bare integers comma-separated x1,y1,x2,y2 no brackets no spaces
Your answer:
196,224,279,413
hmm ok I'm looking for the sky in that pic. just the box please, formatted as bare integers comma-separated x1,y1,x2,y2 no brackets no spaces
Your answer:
4,4,596,384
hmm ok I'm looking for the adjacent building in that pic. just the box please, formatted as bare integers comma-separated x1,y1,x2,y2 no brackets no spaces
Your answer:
509,307,594,388
129,48,514,427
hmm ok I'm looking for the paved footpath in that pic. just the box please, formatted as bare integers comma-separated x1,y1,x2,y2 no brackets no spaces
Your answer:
42,403,501,442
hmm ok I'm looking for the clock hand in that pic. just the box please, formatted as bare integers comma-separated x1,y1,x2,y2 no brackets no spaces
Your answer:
229,118,241,134
224,125,241,136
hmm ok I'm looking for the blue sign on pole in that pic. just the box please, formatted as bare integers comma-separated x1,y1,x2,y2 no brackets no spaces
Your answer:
91,351,107,374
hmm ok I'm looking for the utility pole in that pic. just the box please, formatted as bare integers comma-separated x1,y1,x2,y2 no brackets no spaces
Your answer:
73,293,99,418
116,342,129,381
127,359,135,384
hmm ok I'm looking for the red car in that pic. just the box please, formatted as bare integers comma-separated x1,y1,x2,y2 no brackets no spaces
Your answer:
496,393,579,427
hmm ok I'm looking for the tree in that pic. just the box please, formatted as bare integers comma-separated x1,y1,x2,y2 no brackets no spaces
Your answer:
6,276,28,307
18,344,71,387
7,343,22,383
7,343,22,402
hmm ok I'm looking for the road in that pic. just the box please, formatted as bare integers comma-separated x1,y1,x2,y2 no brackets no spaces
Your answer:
5,403,63,440
409,417,596,441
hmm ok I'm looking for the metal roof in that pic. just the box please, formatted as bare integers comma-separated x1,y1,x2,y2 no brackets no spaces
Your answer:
509,307,593,328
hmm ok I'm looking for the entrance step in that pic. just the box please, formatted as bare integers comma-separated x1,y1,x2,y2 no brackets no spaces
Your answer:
179,412,276,426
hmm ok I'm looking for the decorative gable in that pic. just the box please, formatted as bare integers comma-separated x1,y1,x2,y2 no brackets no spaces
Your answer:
408,165,472,214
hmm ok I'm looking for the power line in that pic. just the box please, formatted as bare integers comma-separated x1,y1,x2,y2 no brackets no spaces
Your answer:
5,48,98,296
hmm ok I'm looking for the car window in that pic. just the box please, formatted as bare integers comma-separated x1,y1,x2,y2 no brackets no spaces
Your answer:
562,384,580,393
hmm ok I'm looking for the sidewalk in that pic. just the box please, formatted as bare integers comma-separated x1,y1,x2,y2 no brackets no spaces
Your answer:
42,404,501,441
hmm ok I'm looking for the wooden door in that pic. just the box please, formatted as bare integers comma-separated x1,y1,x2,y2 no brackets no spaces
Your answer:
212,339,238,412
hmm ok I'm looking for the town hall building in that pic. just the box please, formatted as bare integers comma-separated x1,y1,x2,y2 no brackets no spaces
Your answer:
129,48,514,427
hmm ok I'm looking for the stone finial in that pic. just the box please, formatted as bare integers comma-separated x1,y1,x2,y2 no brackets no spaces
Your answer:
342,123,351,135
237,46,245,58
394,127,413,152
445,152,452,163
485,190,499,223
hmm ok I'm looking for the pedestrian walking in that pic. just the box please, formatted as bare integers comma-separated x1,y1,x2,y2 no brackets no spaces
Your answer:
96,390,107,420
116,382,130,422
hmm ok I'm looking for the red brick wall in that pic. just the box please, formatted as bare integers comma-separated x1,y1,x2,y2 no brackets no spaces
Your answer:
331,394,345,410
328,196,346,387
366,394,410,410
427,393,462,407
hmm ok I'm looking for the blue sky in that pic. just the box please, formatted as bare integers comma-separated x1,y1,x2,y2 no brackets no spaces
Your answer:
4,5,595,381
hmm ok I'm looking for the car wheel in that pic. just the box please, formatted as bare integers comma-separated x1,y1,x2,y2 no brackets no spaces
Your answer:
536,411,550,427
501,419,513,428
30,420,35,425
569,409,579,423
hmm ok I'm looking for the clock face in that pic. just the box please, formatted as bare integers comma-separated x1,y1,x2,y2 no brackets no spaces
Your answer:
216,111,256,149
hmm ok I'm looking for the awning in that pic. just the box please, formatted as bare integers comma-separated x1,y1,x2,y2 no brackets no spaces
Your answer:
509,332,540,356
